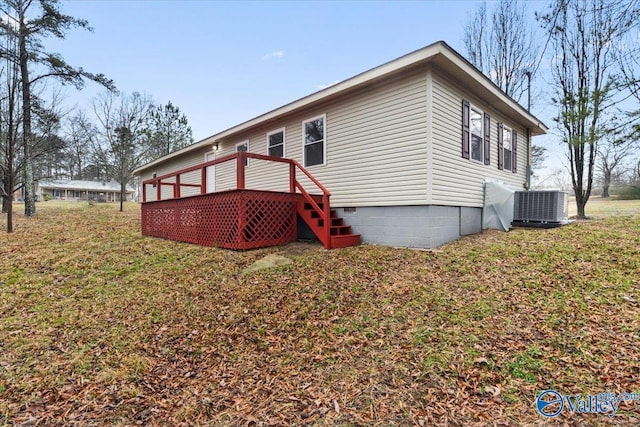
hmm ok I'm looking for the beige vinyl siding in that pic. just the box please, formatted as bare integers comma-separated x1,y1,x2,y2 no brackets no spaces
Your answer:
309,69,428,206
140,146,212,201
142,63,532,209
213,134,292,193
168,67,429,207
430,66,527,207
135,42,547,213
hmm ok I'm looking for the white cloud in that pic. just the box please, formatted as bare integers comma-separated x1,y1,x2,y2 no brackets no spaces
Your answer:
316,80,341,90
261,50,285,61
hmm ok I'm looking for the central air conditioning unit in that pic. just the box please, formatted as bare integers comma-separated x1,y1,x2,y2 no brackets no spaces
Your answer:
512,190,568,227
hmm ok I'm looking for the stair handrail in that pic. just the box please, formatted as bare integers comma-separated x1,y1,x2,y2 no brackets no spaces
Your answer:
289,159,331,196
235,155,332,240
141,152,333,248
237,154,333,248
288,159,331,249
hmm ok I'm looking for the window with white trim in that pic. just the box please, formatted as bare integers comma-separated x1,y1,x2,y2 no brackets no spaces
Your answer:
267,129,285,158
470,107,483,162
503,126,513,172
236,141,249,166
303,115,325,167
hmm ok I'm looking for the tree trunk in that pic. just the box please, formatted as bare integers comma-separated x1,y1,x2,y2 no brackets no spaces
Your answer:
5,179,13,233
2,151,14,232
574,188,588,219
602,161,611,198
576,197,586,218
6,199,12,232
120,180,125,212
19,14,36,217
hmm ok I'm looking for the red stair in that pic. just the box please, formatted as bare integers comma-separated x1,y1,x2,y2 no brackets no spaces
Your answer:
142,152,361,250
297,200,360,249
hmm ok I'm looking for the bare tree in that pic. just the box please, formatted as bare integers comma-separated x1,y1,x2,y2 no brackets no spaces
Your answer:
540,0,639,218
616,17,640,156
0,0,114,217
92,91,153,211
63,112,95,179
549,168,571,191
531,144,547,173
29,89,68,180
598,147,631,197
463,0,538,103
598,124,636,197
0,14,22,233
463,2,488,78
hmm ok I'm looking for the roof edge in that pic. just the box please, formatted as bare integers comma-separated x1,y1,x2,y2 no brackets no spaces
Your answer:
134,41,446,175
135,41,547,174
435,41,548,134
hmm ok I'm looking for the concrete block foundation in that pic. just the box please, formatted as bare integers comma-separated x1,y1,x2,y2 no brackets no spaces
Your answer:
335,205,483,249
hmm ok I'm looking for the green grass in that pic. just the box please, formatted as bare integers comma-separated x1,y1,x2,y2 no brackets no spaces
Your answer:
568,195,640,218
0,200,639,425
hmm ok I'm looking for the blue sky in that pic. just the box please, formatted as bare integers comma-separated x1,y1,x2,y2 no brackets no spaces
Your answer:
47,0,488,139
46,0,565,178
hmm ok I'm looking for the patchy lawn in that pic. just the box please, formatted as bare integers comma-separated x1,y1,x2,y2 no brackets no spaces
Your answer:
0,201,639,426
568,196,640,218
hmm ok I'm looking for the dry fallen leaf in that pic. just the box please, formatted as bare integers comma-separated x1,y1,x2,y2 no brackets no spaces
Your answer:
1,203,639,425
484,385,501,397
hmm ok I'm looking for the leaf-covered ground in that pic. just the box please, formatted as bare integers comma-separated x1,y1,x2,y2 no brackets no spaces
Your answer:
1,201,639,426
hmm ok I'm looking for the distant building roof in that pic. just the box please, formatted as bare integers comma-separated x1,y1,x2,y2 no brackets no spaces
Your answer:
37,179,135,193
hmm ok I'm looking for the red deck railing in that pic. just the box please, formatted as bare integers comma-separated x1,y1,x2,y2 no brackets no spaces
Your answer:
141,152,332,249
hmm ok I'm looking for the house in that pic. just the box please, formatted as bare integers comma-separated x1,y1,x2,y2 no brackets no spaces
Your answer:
36,179,135,203
134,41,547,250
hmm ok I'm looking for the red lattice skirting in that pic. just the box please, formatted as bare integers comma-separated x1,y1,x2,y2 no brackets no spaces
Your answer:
141,190,298,250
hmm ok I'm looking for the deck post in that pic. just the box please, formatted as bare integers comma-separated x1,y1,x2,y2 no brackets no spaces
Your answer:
323,194,331,250
236,152,245,190
201,167,207,194
142,182,146,202
289,162,296,193
156,179,161,201
175,175,181,198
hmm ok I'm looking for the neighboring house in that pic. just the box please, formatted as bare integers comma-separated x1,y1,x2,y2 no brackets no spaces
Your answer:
36,179,134,203
134,41,547,249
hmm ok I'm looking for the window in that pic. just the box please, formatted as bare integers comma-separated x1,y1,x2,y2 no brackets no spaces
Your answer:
152,172,157,188
462,100,490,164
498,124,517,173
303,115,325,167
470,107,483,162
268,129,285,158
503,126,513,172
236,141,249,166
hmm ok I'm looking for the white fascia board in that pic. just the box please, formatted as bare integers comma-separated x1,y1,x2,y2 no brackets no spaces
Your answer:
134,41,547,175
134,43,444,175
433,45,548,135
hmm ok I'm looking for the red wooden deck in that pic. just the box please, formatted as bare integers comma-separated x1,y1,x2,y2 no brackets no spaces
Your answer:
140,152,360,250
